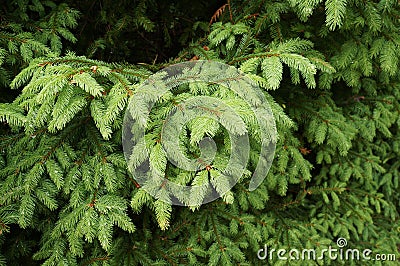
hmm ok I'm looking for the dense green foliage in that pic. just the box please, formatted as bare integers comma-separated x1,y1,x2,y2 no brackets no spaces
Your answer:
0,0,399,265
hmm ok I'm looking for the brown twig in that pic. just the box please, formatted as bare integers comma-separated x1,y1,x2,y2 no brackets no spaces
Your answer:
209,4,228,25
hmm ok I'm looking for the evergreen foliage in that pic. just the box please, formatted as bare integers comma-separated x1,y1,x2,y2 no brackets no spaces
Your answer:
0,0,79,102
0,0,399,265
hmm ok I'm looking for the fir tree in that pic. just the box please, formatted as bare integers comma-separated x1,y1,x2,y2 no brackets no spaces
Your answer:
0,0,399,265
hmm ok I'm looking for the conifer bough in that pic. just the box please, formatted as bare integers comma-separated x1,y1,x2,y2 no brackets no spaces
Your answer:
122,60,277,206
0,0,399,265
